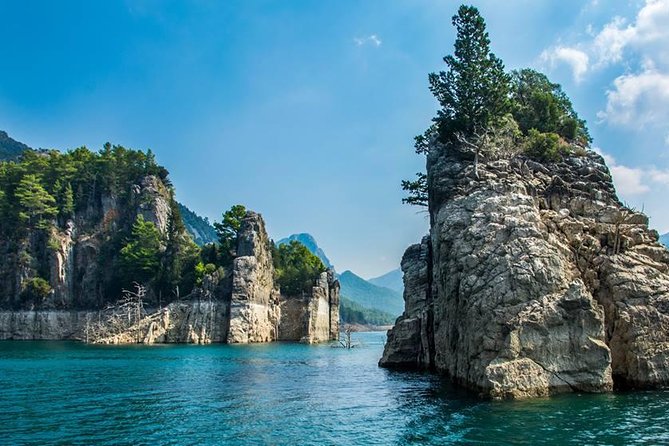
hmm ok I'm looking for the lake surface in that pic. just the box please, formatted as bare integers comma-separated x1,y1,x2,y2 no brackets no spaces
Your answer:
1,332,669,445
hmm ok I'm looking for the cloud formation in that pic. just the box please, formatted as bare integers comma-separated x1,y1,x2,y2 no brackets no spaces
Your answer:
540,46,590,82
354,34,382,47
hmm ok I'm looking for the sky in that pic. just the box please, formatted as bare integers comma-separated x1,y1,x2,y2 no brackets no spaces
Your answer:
1,0,668,278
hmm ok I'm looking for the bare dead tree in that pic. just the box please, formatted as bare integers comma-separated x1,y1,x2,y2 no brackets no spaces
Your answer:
338,325,355,349
83,283,147,344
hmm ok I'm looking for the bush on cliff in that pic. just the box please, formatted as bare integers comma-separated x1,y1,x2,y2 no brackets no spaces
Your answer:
20,277,52,307
523,129,571,163
510,68,591,147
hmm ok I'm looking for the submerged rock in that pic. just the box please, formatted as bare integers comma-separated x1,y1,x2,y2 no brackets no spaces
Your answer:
381,146,669,398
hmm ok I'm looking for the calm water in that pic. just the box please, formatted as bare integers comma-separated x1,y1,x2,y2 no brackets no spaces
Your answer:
1,332,669,445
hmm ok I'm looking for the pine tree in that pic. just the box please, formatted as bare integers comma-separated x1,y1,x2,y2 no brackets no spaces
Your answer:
120,215,162,284
14,174,58,229
428,5,511,139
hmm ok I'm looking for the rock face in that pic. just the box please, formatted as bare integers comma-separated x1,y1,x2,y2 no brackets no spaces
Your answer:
381,145,669,398
228,211,281,343
279,270,340,343
0,210,340,345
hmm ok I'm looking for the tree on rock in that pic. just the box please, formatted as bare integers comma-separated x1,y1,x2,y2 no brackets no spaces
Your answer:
120,215,162,285
14,174,58,229
214,204,247,265
428,5,510,140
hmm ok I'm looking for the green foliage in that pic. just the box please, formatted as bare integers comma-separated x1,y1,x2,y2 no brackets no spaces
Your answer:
510,68,591,146
194,261,217,286
428,5,511,139
14,174,58,229
273,240,326,296
213,204,247,265
401,173,428,207
523,129,570,163
0,144,169,235
339,296,396,326
120,215,162,285
156,197,201,299
21,277,52,306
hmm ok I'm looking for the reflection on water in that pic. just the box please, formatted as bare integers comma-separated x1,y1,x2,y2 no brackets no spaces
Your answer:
1,332,668,445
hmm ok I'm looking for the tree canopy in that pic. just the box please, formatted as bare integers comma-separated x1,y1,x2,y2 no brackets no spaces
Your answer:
429,5,510,139
273,240,326,296
120,215,162,285
402,5,593,207
214,204,247,265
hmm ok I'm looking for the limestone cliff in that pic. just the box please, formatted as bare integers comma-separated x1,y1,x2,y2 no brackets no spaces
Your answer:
227,211,281,343
381,144,669,398
1,211,340,345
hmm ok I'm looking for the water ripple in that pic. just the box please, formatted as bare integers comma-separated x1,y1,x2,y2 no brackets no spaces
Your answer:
2,333,669,445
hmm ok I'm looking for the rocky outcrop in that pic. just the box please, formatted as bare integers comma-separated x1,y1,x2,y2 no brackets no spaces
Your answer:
381,145,669,398
0,310,93,340
278,270,340,343
228,212,281,343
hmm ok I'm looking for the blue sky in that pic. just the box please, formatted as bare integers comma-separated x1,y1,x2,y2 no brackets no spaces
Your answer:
1,0,668,277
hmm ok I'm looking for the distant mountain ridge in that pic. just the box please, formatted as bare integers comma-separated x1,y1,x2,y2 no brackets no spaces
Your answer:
277,233,332,268
178,203,218,246
368,268,403,294
338,270,404,316
0,130,31,161
278,233,404,318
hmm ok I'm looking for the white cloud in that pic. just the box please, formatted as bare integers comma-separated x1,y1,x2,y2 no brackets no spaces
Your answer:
598,69,669,126
542,0,669,83
591,16,636,67
593,147,669,196
354,34,382,47
540,46,590,82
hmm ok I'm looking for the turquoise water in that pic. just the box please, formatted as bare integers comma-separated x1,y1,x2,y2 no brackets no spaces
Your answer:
1,332,669,445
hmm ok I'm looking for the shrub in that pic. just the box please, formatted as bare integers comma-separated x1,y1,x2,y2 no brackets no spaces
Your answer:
524,129,570,163
21,277,52,304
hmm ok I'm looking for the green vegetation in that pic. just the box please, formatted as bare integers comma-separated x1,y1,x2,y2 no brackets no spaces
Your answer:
510,69,591,146
21,277,52,307
214,204,247,266
402,5,593,206
340,296,396,326
14,174,58,229
272,240,326,296
0,144,200,308
428,5,510,140
523,129,570,163
120,215,162,285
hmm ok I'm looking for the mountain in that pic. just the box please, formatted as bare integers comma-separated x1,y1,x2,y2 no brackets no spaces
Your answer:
338,270,404,316
0,130,30,161
368,268,403,294
178,203,218,246
277,233,332,268
661,233,669,248
340,296,395,326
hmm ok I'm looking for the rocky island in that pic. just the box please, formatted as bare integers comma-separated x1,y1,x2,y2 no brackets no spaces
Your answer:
381,5,669,399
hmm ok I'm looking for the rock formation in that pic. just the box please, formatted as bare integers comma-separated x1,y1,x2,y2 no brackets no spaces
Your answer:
381,144,669,398
0,210,340,345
